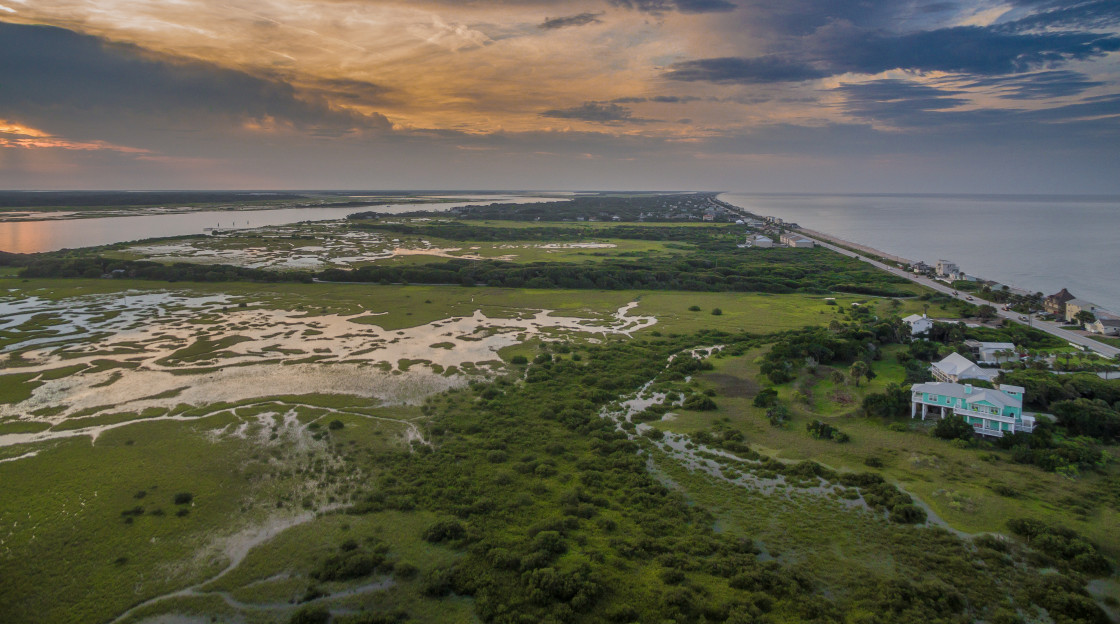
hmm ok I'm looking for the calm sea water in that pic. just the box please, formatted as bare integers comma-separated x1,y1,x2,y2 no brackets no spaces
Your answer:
720,193,1120,314
0,195,555,255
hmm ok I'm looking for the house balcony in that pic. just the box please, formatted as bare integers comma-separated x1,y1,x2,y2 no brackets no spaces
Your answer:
955,407,1035,434
973,424,1003,437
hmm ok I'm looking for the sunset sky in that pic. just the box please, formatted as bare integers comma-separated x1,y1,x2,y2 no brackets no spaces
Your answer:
1,0,1118,191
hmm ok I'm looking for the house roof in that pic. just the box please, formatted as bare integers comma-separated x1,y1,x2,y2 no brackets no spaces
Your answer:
1096,317,1120,327
902,314,929,324
913,381,1022,409
932,353,996,381
976,342,1016,351
1046,288,1076,303
1067,298,1099,309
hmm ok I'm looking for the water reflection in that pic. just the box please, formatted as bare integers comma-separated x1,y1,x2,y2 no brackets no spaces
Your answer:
0,196,557,254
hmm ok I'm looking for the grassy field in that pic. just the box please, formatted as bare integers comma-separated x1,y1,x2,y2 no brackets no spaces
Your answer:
3,249,1112,623
1,276,929,337
0,395,431,623
650,347,1120,558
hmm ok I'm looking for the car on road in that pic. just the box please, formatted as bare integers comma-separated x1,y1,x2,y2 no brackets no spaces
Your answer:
966,296,974,301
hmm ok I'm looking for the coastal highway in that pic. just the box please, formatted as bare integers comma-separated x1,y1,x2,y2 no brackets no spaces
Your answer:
797,233,1120,359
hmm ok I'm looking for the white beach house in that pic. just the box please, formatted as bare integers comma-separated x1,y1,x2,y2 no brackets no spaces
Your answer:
903,314,933,336
930,352,996,383
965,341,1018,364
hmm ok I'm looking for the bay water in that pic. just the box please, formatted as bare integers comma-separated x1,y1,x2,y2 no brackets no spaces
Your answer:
0,195,554,255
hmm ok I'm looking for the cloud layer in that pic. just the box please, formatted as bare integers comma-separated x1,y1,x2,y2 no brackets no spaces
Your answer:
0,0,1117,192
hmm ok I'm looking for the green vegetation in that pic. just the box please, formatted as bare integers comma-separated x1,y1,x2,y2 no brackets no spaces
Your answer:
0,195,1114,623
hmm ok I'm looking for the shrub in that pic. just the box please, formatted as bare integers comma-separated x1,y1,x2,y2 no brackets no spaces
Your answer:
421,566,456,597
172,492,193,505
766,404,789,427
422,519,466,543
393,562,419,580
328,419,344,430
806,420,846,442
711,308,723,316
889,504,927,524
683,394,717,411
289,606,330,624
511,355,529,365
932,415,975,442
753,388,778,408
688,305,701,311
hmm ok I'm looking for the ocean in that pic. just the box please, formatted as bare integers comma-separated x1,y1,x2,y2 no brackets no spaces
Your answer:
719,193,1120,314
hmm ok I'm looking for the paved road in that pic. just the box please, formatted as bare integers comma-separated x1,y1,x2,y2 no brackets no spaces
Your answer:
799,233,1120,359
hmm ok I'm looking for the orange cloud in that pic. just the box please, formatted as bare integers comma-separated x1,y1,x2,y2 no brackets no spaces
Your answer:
0,120,150,153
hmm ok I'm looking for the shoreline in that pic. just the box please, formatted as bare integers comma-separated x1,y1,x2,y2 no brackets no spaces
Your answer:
715,192,1120,314
715,198,1119,358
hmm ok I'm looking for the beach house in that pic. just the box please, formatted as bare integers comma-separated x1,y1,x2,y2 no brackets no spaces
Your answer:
931,352,996,383
903,314,933,336
1065,299,1102,323
1089,315,1120,336
911,382,1035,437
936,260,959,279
965,340,1018,364
1044,288,1076,317
739,234,773,248
779,233,815,248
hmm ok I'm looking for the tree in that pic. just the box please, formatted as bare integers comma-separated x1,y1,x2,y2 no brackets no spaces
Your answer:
849,361,869,387
976,304,998,320
1051,399,1120,441
766,404,789,427
862,383,911,419
1074,310,1096,327
830,369,847,385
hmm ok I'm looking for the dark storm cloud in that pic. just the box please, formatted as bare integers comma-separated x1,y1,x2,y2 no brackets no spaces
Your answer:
608,0,736,15
666,26,1120,86
664,56,827,84
819,26,1120,75
919,2,958,14
540,102,656,123
732,0,902,36
836,79,1120,132
1019,93,1120,122
836,80,970,125
963,71,1104,99
539,12,603,29
0,22,388,141
1000,0,1120,31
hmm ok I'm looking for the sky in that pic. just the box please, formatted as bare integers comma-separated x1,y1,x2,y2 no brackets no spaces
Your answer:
0,0,1118,192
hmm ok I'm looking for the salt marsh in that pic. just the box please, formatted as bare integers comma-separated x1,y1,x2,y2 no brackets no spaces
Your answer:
0,288,654,449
